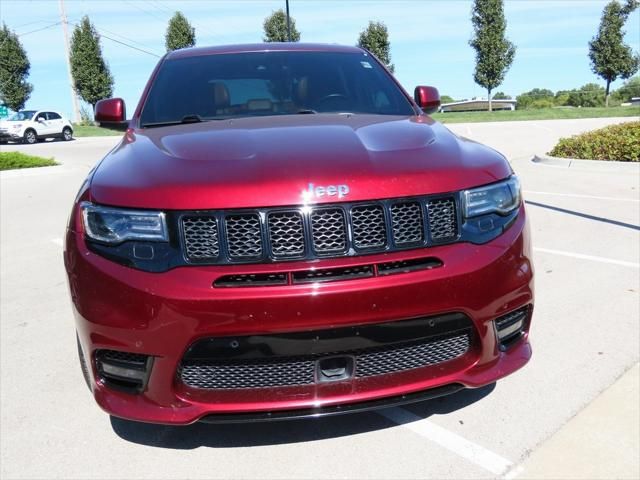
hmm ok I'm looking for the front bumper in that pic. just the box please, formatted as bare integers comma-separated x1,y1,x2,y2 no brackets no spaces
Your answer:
0,131,21,141
65,206,533,425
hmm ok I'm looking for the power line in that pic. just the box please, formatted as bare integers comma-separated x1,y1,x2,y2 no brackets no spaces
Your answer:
66,20,161,58
18,21,62,37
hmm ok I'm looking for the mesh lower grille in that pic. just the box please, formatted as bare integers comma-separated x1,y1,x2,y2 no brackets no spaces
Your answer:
180,329,471,390
355,333,470,377
180,358,315,389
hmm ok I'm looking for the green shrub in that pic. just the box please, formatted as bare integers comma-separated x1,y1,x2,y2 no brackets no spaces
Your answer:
0,152,58,170
549,121,640,162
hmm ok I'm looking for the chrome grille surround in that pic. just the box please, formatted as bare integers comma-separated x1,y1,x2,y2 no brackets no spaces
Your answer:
180,194,460,264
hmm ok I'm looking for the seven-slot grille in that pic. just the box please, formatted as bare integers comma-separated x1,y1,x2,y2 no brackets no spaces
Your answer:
181,196,459,264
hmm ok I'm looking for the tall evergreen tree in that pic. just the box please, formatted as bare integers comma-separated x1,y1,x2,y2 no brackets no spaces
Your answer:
589,0,639,106
69,16,113,108
357,21,394,73
469,0,516,111
263,9,300,42
165,12,196,52
0,23,33,111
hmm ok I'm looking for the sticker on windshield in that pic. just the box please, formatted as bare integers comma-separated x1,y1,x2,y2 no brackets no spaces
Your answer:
360,61,372,69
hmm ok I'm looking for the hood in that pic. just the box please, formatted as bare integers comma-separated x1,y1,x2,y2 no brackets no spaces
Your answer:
89,114,512,210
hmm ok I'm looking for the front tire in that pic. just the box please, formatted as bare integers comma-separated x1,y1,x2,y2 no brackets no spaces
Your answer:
62,127,73,141
23,129,37,145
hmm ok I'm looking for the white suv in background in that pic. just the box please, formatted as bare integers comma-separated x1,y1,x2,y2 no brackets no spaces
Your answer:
0,110,73,144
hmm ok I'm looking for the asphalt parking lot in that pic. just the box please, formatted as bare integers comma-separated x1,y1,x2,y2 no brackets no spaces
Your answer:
1,117,638,479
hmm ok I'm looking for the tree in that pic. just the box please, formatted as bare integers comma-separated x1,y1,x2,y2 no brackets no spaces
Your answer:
357,21,394,73
589,0,639,106
165,11,195,51
263,9,300,42
440,95,456,104
0,23,33,111
70,16,113,108
613,75,640,101
567,83,606,107
516,88,554,109
469,0,516,111
492,91,511,99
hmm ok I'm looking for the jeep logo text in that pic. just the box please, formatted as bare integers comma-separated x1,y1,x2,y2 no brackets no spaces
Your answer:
306,183,350,199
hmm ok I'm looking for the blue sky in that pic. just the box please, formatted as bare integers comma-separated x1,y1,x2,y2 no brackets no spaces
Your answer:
1,0,639,119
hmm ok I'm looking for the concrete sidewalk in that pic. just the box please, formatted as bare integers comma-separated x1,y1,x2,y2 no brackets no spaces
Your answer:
514,363,640,479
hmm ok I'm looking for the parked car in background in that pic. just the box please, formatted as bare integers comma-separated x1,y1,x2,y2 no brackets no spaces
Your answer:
0,110,73,144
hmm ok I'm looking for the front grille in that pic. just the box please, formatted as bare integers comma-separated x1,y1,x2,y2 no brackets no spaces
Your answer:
179,329,472,390
181,195,459,264
351,205,386,249
428,198,458,241
182,217,219,259
225,214,262,259
391,201,424,245
311,208,347,254
268,211,305,257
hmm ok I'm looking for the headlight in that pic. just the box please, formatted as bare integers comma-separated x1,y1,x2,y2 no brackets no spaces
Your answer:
81,202,168,244
462,176,521,218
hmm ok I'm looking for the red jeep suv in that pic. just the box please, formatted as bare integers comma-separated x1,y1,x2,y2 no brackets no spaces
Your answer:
64,43,533,425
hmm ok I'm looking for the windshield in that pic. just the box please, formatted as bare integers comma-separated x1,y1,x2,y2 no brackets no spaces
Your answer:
7,110,36,121
140,51,415,127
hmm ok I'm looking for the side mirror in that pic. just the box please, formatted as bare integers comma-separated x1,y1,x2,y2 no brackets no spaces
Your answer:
95,98,128,131
414,86,441,114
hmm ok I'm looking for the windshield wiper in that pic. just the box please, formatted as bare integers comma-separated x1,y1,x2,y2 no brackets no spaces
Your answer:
142,114,208,128
296,109,317,114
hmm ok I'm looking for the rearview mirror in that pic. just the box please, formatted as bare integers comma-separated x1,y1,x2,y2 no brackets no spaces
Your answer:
414,86,441,114
95,98,128,131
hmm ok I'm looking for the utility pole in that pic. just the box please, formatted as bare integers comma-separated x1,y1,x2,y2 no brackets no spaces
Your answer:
59,0,81,122
285,0,291,42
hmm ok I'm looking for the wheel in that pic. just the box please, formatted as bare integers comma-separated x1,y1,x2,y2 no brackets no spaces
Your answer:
62,127,73,141
23,129,37,144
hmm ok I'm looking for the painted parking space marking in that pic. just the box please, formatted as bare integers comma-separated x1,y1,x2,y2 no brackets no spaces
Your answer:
379,407,513,475
524,190,639,203
534,247,640,269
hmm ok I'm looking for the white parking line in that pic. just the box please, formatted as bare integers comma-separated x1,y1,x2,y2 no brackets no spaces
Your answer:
524,190,640,203
379,407,513,475
534,247,640,269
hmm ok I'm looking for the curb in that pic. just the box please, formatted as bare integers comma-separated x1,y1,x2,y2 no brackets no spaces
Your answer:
532,154,640,172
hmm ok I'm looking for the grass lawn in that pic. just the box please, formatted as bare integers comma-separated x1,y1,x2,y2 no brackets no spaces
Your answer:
0,151,58,171
431,106,640,124
68,106,640,135
72,124,122,137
